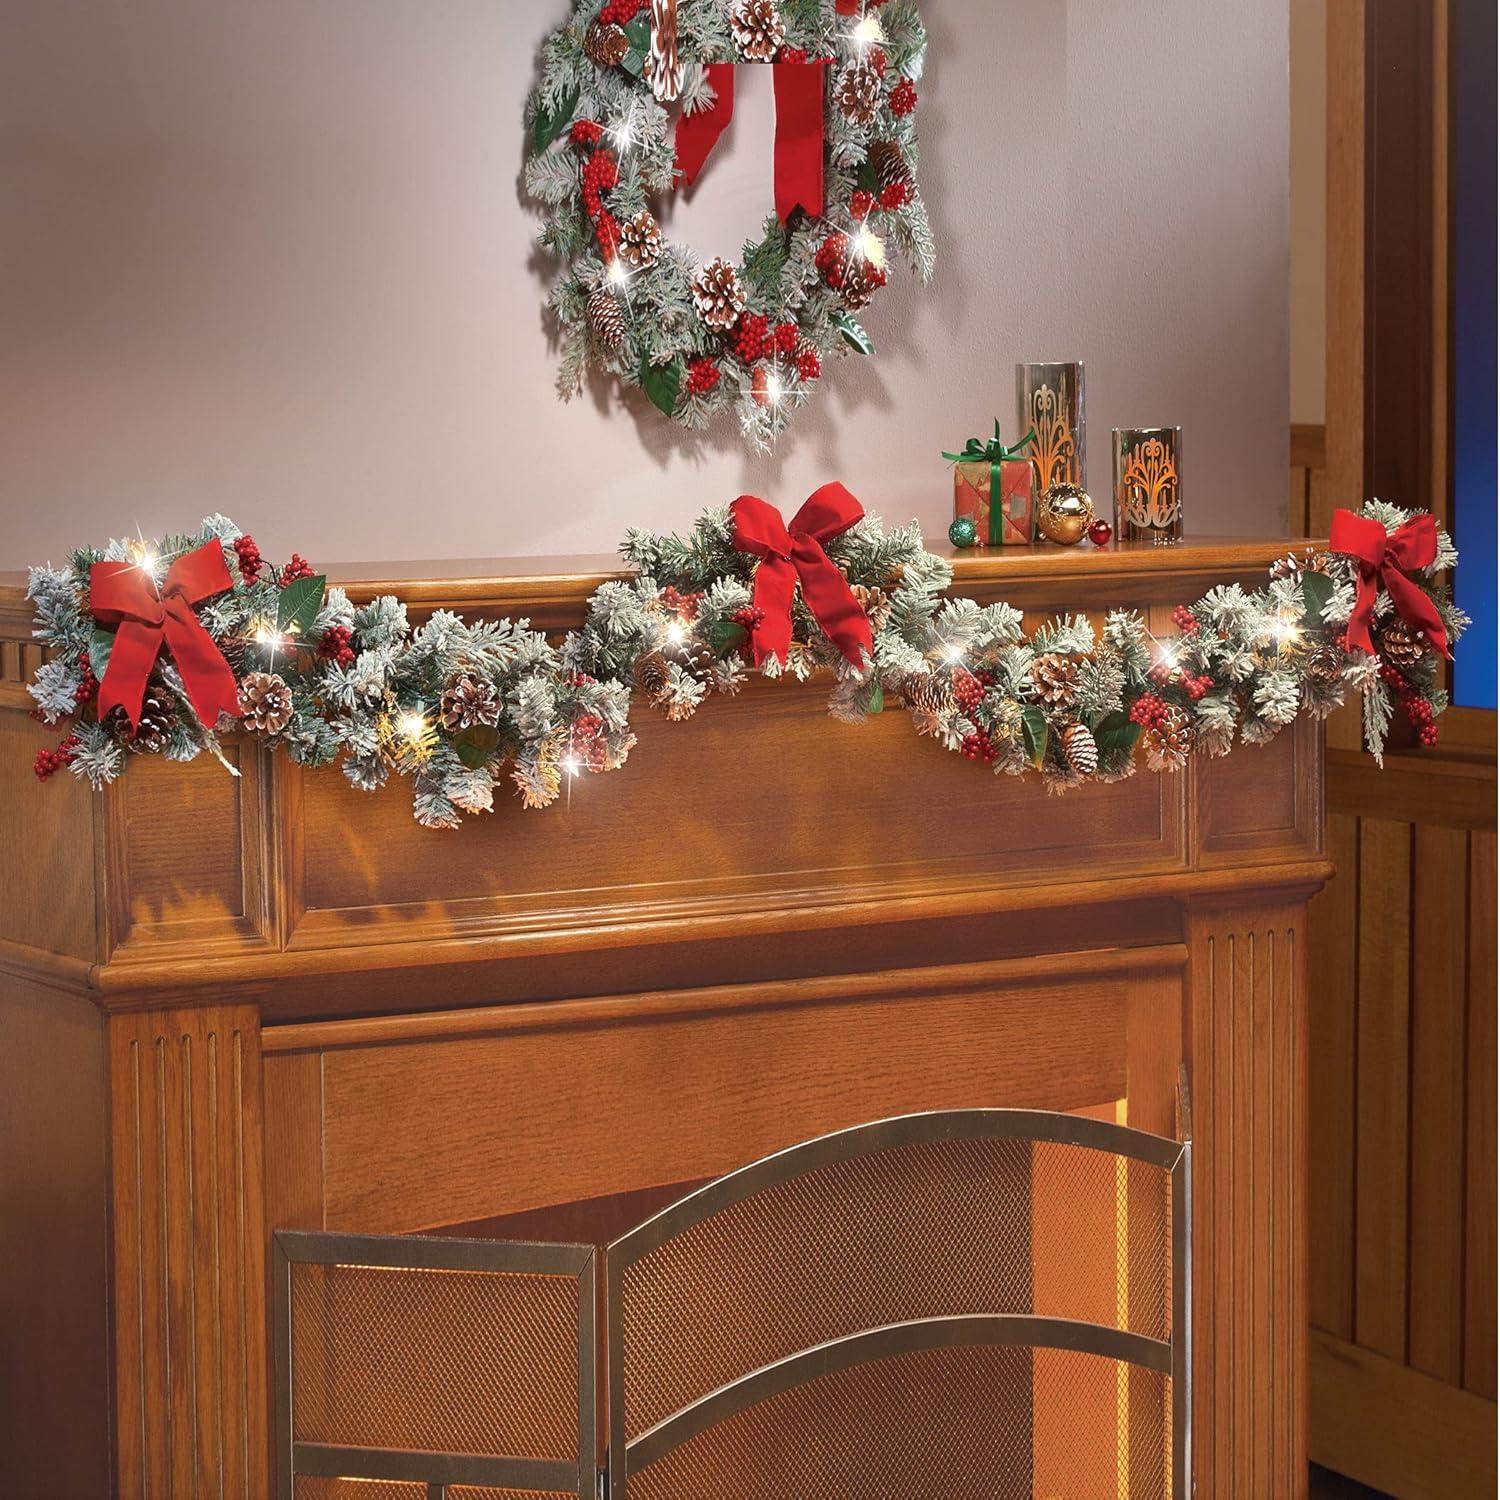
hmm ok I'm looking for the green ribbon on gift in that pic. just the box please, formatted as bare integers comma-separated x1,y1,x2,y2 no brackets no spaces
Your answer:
942,423,1037,545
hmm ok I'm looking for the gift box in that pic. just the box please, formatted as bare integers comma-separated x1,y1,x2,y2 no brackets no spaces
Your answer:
954,457,1036,546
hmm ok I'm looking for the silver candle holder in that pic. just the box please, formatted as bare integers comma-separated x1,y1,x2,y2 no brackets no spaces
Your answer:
1112,426,1183,545
1017,362,1085,496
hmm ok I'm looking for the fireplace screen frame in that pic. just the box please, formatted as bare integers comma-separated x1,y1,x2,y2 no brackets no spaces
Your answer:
273,1108,1190,1500
604,1108,1191,1499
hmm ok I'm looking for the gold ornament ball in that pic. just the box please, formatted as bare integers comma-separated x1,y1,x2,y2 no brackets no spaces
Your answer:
1038,483,1095,546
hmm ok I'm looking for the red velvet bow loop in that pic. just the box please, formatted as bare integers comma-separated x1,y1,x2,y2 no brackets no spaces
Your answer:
731,483,875,669
90,539,243,730
1328,508,1451,660
675,60,827,224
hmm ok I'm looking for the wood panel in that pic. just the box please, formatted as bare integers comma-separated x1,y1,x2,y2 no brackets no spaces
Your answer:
1186,903,1305,1499
0,975,111,1499
1307,747,1498,1494
262,955,1185,1236
109,1003,270,1498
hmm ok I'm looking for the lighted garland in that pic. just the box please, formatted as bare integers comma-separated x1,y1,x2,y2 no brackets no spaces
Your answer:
524,0,933,448
23,501,1465,828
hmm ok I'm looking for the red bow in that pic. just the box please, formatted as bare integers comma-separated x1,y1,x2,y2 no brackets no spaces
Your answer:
1329,508,1451,660
675,61,827,224
731,484,875,669
90,540,242,730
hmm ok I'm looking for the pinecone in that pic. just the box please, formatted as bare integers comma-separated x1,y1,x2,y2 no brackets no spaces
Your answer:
901,671,952,737
619,210,663,271
1304,643,1344,684
691,257,747,332
1030,652,1081,707
586,287,626,349
583,19,629,67
116,686,175,751
1061,722,1098,776
238,671,293,735
439,671,500,731
834,62,882,126
729,0,785,61
1379,619,1426,668
669,637,716,679
868,139,913,194
840,260,884,311
633,650,671,700
1270,548,1335,581
645,0,684,102
851,583,890,632
1143,710,1192,773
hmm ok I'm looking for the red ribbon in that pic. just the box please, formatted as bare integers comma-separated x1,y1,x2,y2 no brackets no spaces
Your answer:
731,484,875,668
675,61,827,224
1329,507,1451,659
90,540,243,730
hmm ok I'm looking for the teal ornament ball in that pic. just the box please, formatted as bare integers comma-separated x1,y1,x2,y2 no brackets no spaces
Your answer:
948,515,979,549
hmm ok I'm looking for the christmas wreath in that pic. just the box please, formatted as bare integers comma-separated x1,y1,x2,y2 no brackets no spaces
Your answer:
524,0,933,447
24,495,1465,829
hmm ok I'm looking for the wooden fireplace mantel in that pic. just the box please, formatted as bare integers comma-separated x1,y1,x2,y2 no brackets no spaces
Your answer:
0,537,1324,1497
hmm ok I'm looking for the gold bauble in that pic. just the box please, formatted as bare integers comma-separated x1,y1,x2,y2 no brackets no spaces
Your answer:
1038,482,1095,546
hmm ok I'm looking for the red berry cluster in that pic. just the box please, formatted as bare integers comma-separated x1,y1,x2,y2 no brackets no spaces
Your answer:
815,231,851,287
1378,660,1405,690
280,553,316,585
795,344,822,380
34,735,79,782
1171,604,1200,635
74,650,98,707
878,181,909,211
951,668,994,715
850,189,874,218
317,624,356,668
961,728,999,764
232,534,262,584
595,212,620,259
597,0,647,24
773,320,798,356
890,78,918,116
1401,693,1440,748
569,671,597,687
686,358,722,395
568,711,608,772
570,119,603,148
1183,675,1213,701
659,585,702,620
1129,693,1172,729
734,312,772,363
731,604,766,633
779,45,807,64
580,149,619,216
868,48,887,76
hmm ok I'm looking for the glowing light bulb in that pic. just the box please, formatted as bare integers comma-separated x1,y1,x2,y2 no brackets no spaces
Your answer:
765,372,784,406
138,548,159,573
397,711,428,742
561,753,584,778
252,618,278,646
942,642,965,665
665,619,687,646
607,258,629,287
852,13,885,45
855,225,885,270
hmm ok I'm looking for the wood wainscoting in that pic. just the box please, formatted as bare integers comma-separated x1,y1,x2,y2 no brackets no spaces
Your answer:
1293,423,1498,1498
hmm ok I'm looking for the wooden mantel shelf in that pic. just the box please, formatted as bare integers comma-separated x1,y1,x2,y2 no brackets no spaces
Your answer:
1,533,1320,1497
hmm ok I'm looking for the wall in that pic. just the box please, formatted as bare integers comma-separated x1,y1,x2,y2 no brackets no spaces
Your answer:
0,0,1290,570
1290,0,1327,424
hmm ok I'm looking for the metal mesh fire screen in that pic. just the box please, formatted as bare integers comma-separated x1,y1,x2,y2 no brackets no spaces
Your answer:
271,1232,596,1499
274,1109,1189,1500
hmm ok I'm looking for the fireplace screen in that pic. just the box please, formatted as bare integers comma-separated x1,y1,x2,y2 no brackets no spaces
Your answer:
275,1109,1189,1499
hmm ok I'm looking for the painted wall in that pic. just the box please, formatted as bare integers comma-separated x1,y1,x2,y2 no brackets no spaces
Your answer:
1289,0,1327,425
0,1,1290,570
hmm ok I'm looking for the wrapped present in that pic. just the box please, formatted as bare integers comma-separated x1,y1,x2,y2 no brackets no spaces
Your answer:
944,423,1037,546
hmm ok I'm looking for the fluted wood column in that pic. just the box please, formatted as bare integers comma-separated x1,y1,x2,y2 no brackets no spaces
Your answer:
1185,900,1309,1498
108,1004,269,1498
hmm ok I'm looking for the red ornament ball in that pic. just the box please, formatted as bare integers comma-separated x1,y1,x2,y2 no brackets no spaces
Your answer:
1086,519,1113,548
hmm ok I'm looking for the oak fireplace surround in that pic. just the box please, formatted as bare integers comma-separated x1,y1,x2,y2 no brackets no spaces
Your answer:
0,539,1320,1497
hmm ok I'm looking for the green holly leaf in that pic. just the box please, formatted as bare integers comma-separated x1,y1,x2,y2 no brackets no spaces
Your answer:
1302,569,1335,627
453,723,501,770
855,160,880,194
622,14,651,75
277,574,327,641
830,311,875,355
88,627,114,682
640,356,683,416
1093,710,1143,762
862,676,884,715
532,83,580,153
1021,706,1049,768
703,619,749,653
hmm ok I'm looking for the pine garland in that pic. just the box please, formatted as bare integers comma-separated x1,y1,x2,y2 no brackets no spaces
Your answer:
22,502,1466,827
524,0,932,449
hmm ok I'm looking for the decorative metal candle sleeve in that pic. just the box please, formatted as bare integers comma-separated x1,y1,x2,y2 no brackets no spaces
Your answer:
1112,427,1184,545
1018,362,1085,494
